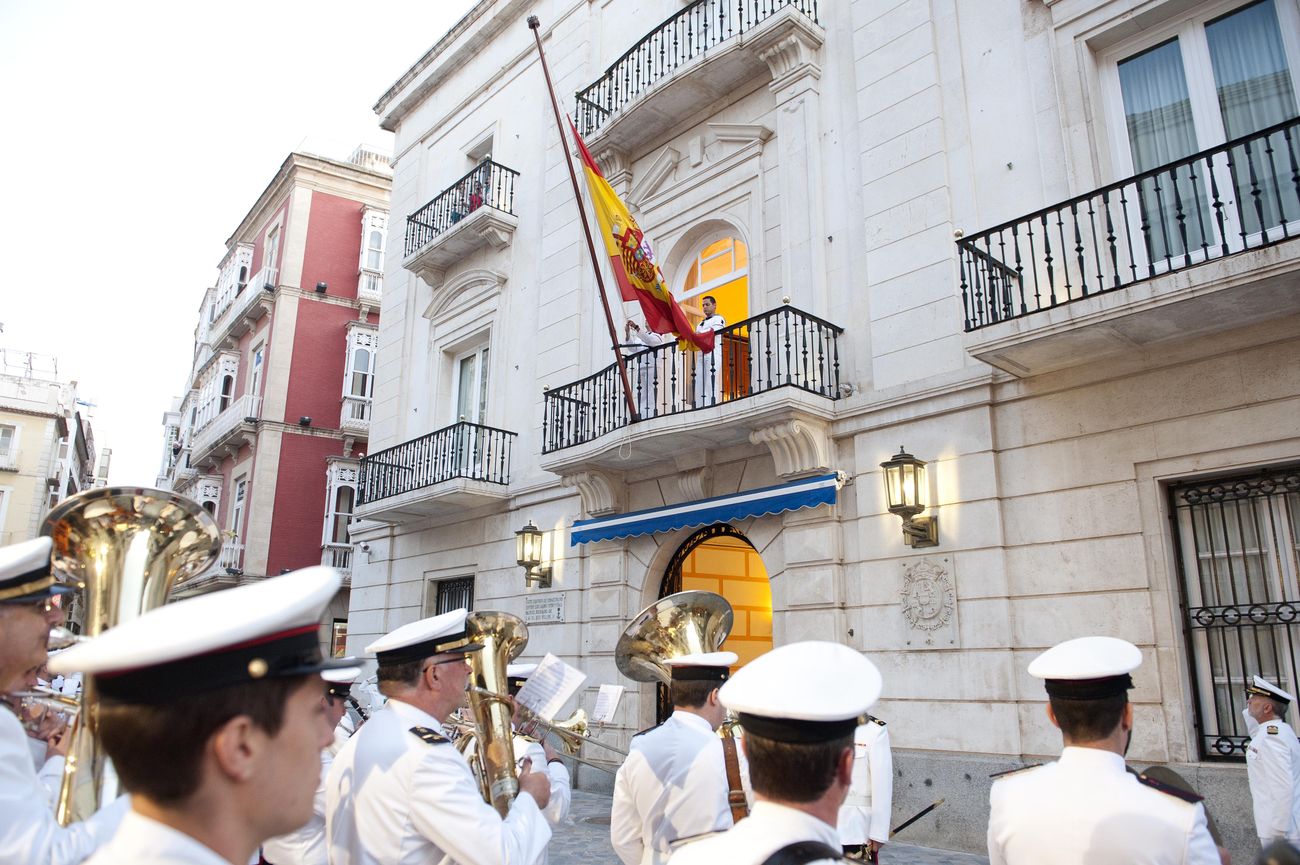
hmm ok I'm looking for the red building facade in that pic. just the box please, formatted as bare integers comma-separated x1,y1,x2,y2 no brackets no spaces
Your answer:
158,148,390,653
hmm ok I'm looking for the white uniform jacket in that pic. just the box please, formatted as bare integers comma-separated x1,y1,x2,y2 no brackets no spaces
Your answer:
0,706,127,865
693,314,726,407
838,718,892,846
1247,717,1300,845
324,699,550,865
610,711,748,865
667,801,841,865
82,810,226,865
986,747,1220,865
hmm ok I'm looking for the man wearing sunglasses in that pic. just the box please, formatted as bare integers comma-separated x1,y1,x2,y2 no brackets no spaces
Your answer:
0,536,128,864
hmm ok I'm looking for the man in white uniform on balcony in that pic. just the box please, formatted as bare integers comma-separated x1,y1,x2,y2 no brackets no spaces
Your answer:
694,296,726,408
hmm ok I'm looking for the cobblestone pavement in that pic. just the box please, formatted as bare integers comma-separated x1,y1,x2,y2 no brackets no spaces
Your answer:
550,791,989,865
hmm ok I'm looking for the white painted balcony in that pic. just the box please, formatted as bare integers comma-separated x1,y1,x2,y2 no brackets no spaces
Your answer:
211,266,275,348
322,543,353,586
191,394,262,468
219,539,244,572
340,395,371,434
358,269,383,305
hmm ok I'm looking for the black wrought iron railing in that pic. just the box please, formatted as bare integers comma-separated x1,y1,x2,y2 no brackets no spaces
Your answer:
403,159,519,258
574,0,819,136
959,116,1300,332
543,304,841,452
1170,467,1300,761
358,421,516,504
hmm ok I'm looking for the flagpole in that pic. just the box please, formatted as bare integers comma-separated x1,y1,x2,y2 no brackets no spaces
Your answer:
528,15,639,423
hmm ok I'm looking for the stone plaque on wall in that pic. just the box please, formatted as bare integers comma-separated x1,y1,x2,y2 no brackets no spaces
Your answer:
900,557,958,648
525,593,566,624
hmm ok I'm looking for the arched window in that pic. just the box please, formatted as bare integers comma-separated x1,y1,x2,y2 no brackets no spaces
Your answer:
680,236,749,324
202,500,216,515
366,230,384,271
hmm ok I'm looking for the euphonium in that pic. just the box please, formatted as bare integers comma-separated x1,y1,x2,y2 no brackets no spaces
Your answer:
42,487,220,825
463,611,529,817
614,590,734,684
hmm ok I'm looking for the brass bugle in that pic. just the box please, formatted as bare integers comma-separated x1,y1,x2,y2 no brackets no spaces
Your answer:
455,698,620,775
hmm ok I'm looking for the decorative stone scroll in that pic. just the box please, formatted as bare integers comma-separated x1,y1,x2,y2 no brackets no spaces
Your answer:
900,557,958,648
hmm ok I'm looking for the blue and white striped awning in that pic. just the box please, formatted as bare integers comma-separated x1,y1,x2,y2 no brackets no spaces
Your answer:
570,472,844,546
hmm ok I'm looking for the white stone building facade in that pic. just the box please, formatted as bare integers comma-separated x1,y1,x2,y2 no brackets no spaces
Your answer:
350,0,1300,856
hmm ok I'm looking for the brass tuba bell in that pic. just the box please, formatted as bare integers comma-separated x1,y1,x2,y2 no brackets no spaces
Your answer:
615,590,734,684
42,486,221,826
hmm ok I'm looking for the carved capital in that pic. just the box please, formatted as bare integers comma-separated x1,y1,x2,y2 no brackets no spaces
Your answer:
749,417,831,479
751,13,823,95
561,469,624,516
676,466,713,501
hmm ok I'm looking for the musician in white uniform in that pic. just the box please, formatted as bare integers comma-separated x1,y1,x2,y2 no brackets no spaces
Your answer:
324,611,551,865
0,537,128,865
669,641,882,865
262,666,360,865
507,663,572,827
612,652,750,865
47,567,355,865
986,636,1220,865
837,715,892,861
694,295,726,407
1245,675,1300,848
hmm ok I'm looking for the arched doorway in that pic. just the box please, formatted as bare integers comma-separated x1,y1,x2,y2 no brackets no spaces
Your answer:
656,525,773,721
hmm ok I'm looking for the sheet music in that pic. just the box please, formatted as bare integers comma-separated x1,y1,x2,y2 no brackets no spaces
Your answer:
515,653,587,721
591,684,624,724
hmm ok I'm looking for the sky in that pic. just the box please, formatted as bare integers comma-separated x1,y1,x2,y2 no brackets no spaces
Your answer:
0,0,477,485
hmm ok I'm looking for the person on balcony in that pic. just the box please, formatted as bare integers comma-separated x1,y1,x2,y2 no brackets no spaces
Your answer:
469,182,485,213
625,319,672,420
694,296,726,408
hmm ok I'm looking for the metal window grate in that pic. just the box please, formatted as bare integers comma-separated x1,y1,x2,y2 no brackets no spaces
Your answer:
1170,467,1300,760
435,577,475,616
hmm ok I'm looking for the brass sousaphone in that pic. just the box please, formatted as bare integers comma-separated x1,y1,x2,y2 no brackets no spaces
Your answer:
615,590,734,684
42,487,221,825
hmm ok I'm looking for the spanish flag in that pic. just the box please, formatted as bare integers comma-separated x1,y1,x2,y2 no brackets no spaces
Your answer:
569,120,714,352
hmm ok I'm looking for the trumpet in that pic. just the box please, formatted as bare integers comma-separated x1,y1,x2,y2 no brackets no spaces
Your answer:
467,686,628,775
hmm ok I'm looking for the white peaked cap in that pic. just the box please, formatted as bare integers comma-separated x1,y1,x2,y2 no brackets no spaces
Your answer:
720,642,881,743
507,662,539,679
49,567,357,702
1248,675,1295,704
366,608,480,664
1028,636,1142,700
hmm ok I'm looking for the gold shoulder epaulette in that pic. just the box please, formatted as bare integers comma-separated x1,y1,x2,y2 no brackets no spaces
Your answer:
409,726,451,745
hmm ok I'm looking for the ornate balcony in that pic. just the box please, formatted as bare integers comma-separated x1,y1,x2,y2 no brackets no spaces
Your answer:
191,394,262,468
340,395,371,434
358,268,383,306
210,266,275,348
574,0,820,153
356,421,517,523
403,159,519,286
958,116,1300,376
540,304,842,480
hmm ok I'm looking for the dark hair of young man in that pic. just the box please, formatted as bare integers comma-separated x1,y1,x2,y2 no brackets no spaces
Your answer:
702,295,717,306
97,675,311,805
670,679,717,709
744,731,853,803
1048,693,1128,742
377,658,426,693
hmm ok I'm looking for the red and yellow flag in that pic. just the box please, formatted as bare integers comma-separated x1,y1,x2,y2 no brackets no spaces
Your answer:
569,120,713,352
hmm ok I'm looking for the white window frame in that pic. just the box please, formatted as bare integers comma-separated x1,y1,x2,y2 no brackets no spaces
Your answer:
0,487,12,539
263,222,283,286
674,232,751,315
343,325,377,401
0,424,18,467
249,342,265,399
229,476,247,539
358,209,388,275
451,343,491,425
322,462,359,547
1098,0,1300,254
